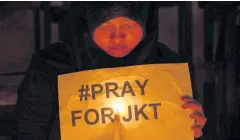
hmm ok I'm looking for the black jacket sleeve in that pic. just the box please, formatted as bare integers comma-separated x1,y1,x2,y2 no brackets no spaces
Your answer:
12,53,59,140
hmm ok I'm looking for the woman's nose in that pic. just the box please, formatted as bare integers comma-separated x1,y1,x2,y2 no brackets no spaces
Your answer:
109,30,126,42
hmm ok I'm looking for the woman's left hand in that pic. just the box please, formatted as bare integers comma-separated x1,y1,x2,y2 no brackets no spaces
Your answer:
180,96,207,138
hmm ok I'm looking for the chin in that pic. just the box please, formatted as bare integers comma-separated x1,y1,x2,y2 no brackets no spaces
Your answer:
108,51,130,58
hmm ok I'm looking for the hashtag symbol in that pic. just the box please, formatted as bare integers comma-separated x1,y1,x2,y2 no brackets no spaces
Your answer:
79,85,91,102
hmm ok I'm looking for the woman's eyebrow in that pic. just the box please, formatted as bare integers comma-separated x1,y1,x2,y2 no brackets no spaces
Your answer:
123,19,135,24
123,19,131,22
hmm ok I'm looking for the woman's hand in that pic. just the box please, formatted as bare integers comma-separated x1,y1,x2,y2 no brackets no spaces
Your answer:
180,96,207,138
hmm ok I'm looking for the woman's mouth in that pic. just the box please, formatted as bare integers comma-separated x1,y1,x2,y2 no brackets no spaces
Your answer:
108,44,127,50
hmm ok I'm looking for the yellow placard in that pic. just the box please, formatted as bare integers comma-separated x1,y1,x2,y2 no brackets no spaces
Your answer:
58,63,194,140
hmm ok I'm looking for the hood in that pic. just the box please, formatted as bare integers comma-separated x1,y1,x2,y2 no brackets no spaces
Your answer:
72,2,160,69
84,2,149,35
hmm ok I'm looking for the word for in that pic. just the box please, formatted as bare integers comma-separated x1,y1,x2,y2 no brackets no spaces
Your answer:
78,79,149,102
71,103,161,126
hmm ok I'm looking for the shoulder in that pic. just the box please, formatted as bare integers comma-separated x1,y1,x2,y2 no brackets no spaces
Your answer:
156,42,187,63
33,42,72,65
19,42,75,92
29,42,76,74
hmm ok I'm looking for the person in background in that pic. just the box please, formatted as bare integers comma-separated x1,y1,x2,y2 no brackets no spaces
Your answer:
12,2,207,140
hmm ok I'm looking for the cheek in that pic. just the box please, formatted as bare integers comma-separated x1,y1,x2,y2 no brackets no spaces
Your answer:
93,30,110,49
125,29,143,47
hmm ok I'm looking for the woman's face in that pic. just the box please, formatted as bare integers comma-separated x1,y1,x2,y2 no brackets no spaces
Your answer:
93,17,143,58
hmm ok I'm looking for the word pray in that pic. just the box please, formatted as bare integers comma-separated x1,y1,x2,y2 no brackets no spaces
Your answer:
78,79,149,101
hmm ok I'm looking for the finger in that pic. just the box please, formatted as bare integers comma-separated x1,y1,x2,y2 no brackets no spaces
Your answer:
182,101,204,114
180,95,195,102
190,112,207,126
191,125,203,138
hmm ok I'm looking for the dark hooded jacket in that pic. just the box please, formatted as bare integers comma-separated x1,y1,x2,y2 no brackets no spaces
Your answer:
12,2,189,140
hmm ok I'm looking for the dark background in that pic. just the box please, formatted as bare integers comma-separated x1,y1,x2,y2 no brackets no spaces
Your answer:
0,1,240,140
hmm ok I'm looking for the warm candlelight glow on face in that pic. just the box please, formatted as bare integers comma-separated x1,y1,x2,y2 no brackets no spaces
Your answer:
93,16,144,58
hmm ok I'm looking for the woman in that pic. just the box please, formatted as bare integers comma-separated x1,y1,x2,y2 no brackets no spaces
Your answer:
12,2,207,140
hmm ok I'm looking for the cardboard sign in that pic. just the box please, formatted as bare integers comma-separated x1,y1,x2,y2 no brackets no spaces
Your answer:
58,63,194,140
